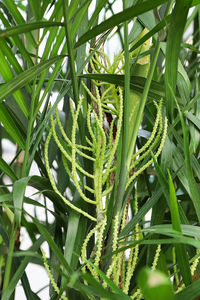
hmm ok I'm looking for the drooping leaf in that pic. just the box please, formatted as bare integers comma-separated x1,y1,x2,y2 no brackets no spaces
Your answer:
0,55,65,102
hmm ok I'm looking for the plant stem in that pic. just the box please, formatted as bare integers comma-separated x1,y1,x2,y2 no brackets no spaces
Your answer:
104,0,130,267
21,79,36,177
113,0,130,219
2,224,17,294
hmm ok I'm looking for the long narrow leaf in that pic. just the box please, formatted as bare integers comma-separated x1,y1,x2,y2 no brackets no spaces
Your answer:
0,21,63,38
75,0,168,47
0,157,18,181
80,74,165,99
0,55,65,102
165,0,192,119
33,217,72,274
168,171,192,286
171,86,200,222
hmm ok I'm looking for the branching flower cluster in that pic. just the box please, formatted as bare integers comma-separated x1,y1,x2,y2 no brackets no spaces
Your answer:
45,81,123,222
43,49,169,297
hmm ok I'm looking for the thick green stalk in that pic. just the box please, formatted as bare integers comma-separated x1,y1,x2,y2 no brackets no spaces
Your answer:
105,39,161,269
113,0,130,215
104,0,130,267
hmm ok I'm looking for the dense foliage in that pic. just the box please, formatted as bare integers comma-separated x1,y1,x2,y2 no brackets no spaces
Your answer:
0,0,200,299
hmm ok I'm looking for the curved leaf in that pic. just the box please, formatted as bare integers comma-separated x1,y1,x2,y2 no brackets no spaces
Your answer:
79,74,165,99
0,55,65,102
75,0,168,47
0,21,63,38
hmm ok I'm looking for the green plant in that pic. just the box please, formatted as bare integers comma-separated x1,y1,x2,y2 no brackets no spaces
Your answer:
0,0,200,299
